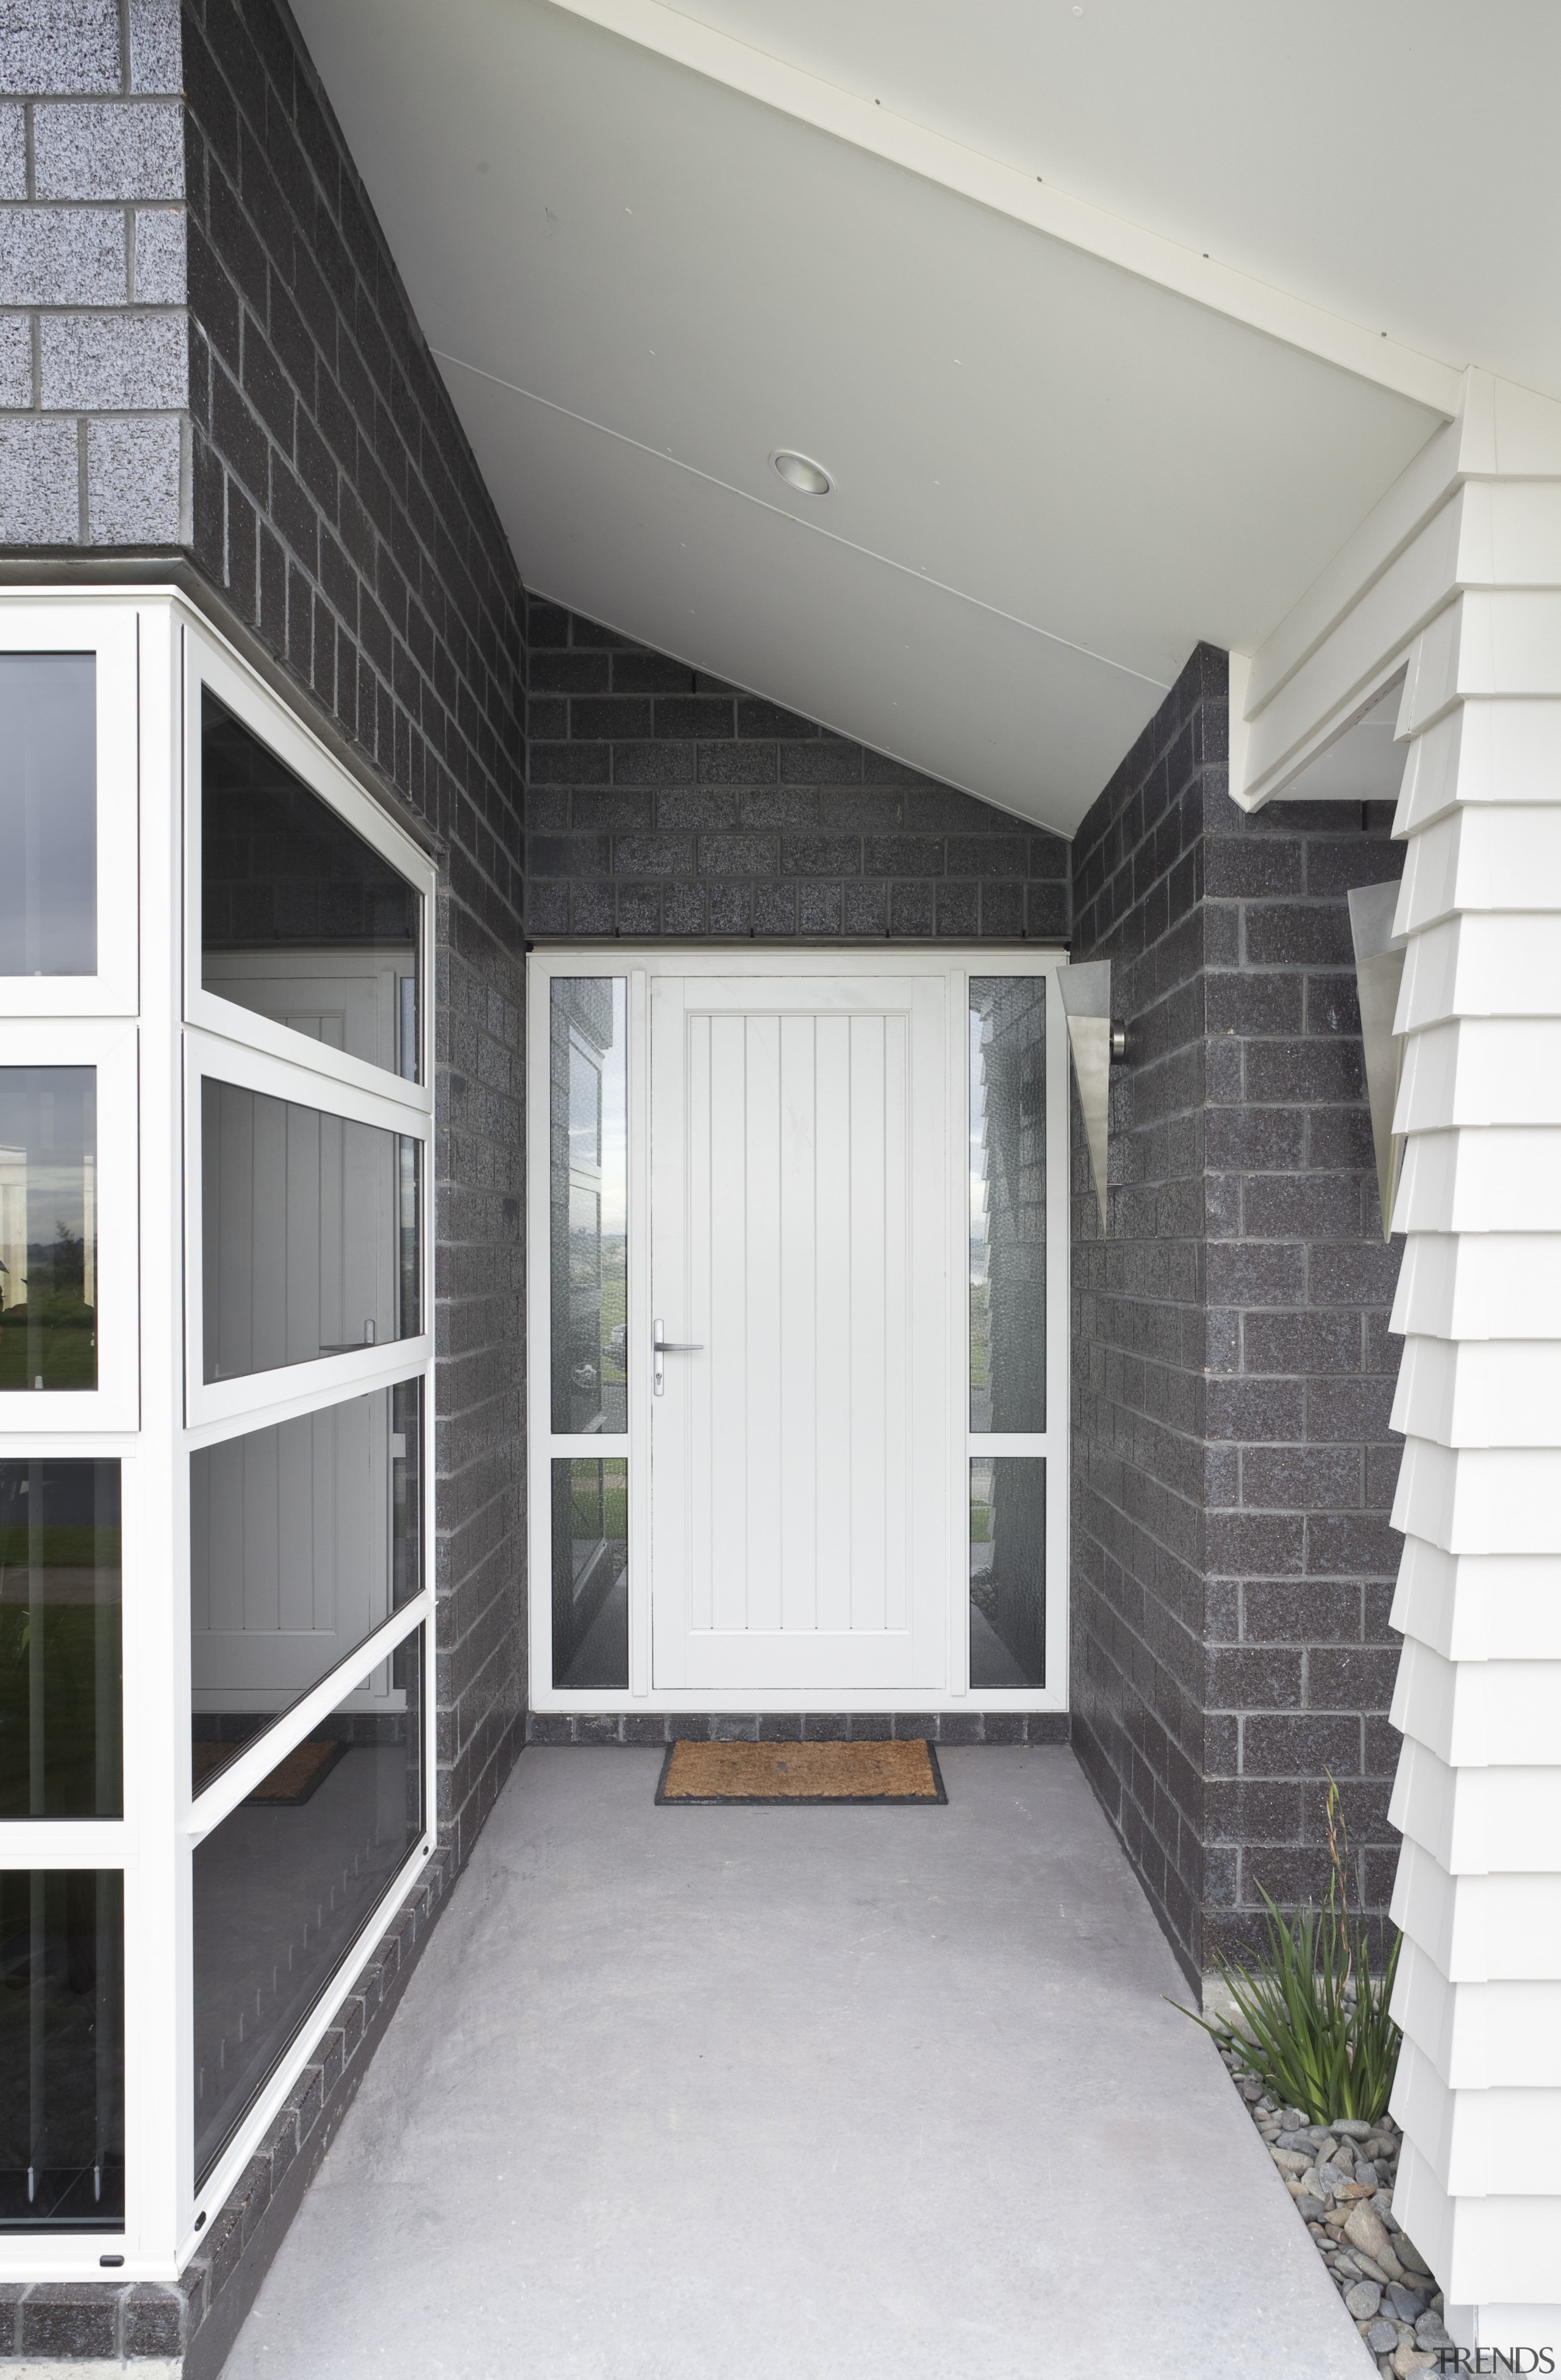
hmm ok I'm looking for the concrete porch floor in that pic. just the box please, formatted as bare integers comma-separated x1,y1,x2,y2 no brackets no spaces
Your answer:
223,1747,1369,2378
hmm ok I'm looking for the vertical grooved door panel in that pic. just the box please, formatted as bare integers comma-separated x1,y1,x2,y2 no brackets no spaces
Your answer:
651,977,947,1690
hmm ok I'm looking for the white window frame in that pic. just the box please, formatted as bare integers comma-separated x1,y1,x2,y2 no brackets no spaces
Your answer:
0,589,438,2287
181,624,434,1114
171,616,437,2248
0,1016,140,1431
526,946,1070,1717
0,604,140,1018
177,1581,432,2240
182,1026,432,1434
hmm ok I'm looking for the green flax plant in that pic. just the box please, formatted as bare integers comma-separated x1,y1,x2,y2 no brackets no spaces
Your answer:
1174,1777,1402,2126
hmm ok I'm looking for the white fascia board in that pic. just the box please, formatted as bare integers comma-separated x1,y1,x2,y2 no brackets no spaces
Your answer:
1234,483,1465,807
1392,1640,1561,1771
1243,414,1465,714
1231,373,1561,807
542,0,1464,418
1390,1542,1561,1664
1237,474,1561,807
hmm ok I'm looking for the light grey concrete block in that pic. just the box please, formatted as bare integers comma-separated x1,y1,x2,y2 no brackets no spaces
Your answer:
87,412,180,542
35,99,184,198
132,205,184,302
0,415,77,541
0,0,121,93
41,307,185,407
0,311,30,405
0,101,24,196
0,207,126,304
127,0,180,93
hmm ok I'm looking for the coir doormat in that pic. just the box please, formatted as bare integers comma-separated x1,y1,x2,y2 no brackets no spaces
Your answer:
656,1739,947,1805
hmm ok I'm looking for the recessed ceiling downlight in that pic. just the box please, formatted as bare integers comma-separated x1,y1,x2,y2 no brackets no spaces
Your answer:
772,450,833,496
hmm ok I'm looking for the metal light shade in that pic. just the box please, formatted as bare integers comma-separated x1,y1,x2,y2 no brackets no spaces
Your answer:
1347,880,1407,1242
1056,960,1112,1232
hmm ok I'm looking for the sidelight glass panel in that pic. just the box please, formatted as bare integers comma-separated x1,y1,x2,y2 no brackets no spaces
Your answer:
970,1456,1045,1687
192,1628,423,2186
0,655,96,978
201,693,421,1081
0,1068,96,1392
0,1870,124,2228
201,1079,420,1383
550,980,627,1434
190,1380,422,1795
0,1461,121,1816
552,1457,627,1689
970,978,1046,1433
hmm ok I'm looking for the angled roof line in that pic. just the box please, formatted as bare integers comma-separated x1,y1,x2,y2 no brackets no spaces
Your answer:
546,0,1463,419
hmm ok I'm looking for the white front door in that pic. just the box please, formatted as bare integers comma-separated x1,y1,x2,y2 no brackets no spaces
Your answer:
648,974,949,1690
527,949,1068,1716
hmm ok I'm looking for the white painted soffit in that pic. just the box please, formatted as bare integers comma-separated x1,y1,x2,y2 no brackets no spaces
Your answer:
631,0,1559,408
294,0,1459,834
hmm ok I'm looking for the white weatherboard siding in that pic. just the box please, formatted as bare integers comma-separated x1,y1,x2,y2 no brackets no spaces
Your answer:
1388,596,1561,2345
1238,369,1561,2356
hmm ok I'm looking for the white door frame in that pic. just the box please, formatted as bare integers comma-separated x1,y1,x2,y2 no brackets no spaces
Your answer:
526,946,1070,1714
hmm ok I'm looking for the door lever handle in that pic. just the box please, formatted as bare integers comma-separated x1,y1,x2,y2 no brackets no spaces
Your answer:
652,1319,703,1395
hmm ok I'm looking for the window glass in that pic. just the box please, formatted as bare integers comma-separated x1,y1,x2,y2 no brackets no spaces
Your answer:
201,1080,420,1384
201,692,421,1082
550,980,627,1433
0,655,95,978
191,1381,421,1796
552,1457,627,1689
192,1630,423,2185
970,1456,1045,1687
970,978,1045,1433
0,1461,121,1816
0,1067,96,1392
0,1870,123,2229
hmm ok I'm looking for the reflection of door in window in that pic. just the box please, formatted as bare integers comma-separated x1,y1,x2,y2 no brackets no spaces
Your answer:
190,1380,421,1776
551,979,627,1435
200,688,421,1083
202,1082,418,1381
568,1025,605,1432
191,1392,391,1708
0,1144,24,1311
202,947,417,1078
0,1068,97,1391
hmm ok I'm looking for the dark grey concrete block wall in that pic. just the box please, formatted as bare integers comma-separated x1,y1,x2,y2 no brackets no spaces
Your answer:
199,0,534,1872
0,1,530,2355
524,599,1070,940
1067,643,1405,1986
